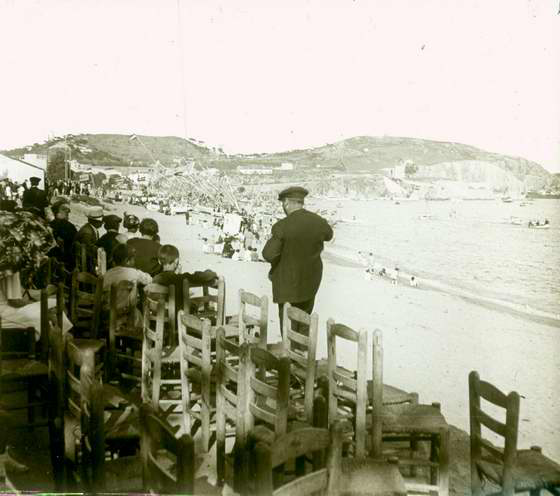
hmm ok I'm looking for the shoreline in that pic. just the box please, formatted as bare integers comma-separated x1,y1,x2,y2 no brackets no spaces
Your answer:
323,246,560,329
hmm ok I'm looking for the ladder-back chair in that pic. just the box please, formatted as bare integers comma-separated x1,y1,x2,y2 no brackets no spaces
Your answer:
108,280,142,394
215,326,247,490
177,310,215,452
70,270,103,339
469,371,560,496
282,303,319,425
184,275,225,327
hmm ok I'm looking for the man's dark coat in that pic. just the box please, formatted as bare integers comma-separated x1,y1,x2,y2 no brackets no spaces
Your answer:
22,186,48,213
262,208,333,304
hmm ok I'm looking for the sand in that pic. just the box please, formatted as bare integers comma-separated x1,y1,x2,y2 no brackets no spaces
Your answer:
90,200,559,465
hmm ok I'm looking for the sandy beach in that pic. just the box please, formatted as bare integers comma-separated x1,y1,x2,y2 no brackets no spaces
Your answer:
90,200,560,464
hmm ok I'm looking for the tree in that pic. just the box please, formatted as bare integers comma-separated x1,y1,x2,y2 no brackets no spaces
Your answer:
47,150,67,181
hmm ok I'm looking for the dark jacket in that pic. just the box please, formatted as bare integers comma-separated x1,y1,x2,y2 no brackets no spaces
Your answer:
49,218,78,269
127,238,162,277
262,208,333,303
76,222,99,245
97,230,120,267
22,186,48,214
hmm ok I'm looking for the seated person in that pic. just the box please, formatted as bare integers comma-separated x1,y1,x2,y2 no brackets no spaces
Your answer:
97,214,122,268
147,244,218,315
127,218,162,276
123,213,140,239
103,244,152,302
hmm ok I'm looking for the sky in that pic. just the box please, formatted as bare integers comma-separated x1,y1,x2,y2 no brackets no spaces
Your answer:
0,0,559,171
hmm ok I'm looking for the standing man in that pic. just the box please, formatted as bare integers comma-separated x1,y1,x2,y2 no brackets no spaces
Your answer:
22,177,48,217
262,186,333,334
75,206,104,272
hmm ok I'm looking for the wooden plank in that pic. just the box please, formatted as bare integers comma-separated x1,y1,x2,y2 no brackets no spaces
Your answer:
333,370,357,390
249,403,276,425
476,407,506,436
478,380,509,408
250,376,278,400
331,323,359,342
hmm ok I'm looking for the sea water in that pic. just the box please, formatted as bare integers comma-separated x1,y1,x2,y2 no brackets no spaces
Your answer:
316,198,560,320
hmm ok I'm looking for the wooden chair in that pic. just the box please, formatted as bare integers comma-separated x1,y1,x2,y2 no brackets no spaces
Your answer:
252,425,333,496
244,345,291,442
281,303,319,425
225,289,269,345
215,326,247,489
144,283,176,347
469,371,560,496
70,270,103,339
139,402,195,494
73,241,96,274
252,421,407,496
0,316,49,430
47,324,66,490
327,320,450,495
177,310,215,452
107,280,142,395
79,361,141,493
184,275,225,327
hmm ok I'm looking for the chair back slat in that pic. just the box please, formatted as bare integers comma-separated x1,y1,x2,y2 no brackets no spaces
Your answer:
145,284,176,346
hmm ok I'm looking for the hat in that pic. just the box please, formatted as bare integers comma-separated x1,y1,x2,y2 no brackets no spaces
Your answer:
278,186,308,201
85,206,104,219
139,218,159,236
123,213,140,228
103,214,122,226
30,177,41,185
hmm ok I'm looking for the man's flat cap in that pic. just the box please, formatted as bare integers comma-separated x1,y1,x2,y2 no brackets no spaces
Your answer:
85,206,104,219
30,177,41,185
278,186,309,201
103,214,122,225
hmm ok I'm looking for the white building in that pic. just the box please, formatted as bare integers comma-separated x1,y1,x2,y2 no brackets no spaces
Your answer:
22,153,47,170
277,162,294,171
0,154,45,187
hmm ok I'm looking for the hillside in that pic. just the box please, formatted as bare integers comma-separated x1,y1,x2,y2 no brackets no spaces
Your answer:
2,134,552,184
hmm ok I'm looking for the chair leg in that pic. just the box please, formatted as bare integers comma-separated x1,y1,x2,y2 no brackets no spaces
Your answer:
438,429,450,496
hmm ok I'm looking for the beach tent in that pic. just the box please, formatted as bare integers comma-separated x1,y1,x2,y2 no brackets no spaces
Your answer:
0,154,45,188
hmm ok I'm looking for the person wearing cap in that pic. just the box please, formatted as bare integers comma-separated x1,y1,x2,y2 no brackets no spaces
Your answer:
22,176,48,216
49,201,77,271
127,218,162,276
263,186,333,334
75,205,104,272
97,214,123,268
123,212,140,239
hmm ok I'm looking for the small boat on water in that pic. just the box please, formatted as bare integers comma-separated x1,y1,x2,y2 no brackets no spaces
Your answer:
528,220,550,229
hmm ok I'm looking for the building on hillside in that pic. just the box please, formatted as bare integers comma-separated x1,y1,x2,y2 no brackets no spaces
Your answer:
22,153,47,170
277,162,294,171
237,165,273,175
381,165,406,179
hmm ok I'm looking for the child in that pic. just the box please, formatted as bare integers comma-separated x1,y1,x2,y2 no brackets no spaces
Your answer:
149,244,218,314
410,276,418,288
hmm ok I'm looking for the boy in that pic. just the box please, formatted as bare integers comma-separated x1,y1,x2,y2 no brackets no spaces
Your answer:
148,244,218,314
